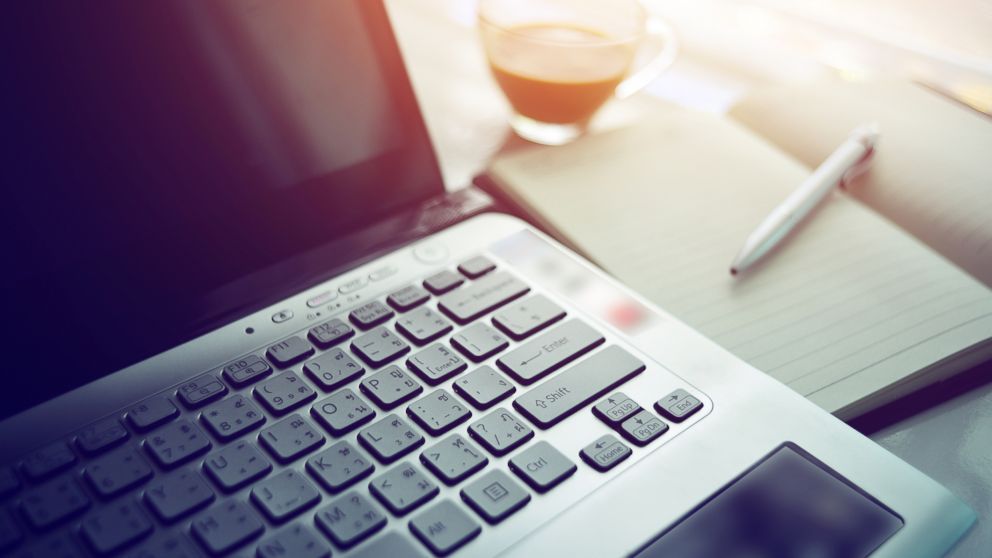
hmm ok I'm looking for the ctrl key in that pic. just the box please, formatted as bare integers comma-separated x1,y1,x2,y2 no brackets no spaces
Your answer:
508,441,576,493
191,500,264,555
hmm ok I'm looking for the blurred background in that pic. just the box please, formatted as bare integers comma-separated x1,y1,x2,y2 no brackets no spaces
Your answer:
387,0,992,187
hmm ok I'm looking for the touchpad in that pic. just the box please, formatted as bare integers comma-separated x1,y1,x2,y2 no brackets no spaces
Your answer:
634,443,903,558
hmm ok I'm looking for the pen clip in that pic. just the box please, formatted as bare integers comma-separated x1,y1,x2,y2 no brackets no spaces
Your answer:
838,145,874,190
839,124,879,190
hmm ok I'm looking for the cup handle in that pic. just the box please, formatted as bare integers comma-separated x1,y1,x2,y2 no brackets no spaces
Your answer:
615,16,679,99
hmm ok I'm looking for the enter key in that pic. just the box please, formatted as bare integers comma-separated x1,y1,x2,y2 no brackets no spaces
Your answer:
496,320,605,384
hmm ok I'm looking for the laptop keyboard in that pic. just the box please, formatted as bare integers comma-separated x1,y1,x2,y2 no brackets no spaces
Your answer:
0,255,707,557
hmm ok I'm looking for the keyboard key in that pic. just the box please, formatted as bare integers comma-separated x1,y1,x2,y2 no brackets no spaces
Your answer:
619,410,669,446
407,390,472,436
358,414,425,464
126,395,179,432
80,500,153,555
200,395,266,441
453,366,515,410
339,275,370,294
20,475,90,529
423,270,464,295
266,336,315,368
311,388,376,435
369,462,439,515
14,533,87,558
513,345,645,428
580,434,632,472
20,441,76,481
349,532,427,558
387,285,431,312
457,256,496,279
191,501,264,555
221,354,272,387
406,344,467,385
410,499,481,556
306,440,375,493
360,365,423,410
314,491,386,548
420,434,488,485
655,388,704,423
0,467,20,498
492,294,566,340
303,348,365,392
145,469,215,522
259,414,325,463
0,508,22,552
76,417,129,455
467,408,533,457
144,420,212,469
250,469,321,523
123,533,200,558
592,392,642,426
257,524,330,558
438,272,530,324
254,371,317,415
308,318,355,349
369,265,398,282
349,301,395,329
177,374,228,409
497,319,604,384
84,447,153,498
396,307,453,345
204,440,271,492
352,326,410,367
451,323,508,362
460,469,530,524
509,441,576,493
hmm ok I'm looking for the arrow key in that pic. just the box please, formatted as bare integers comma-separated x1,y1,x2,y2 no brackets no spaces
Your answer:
619,410,669,447
580,434,632,472
592,392,641,426
655,388,703,423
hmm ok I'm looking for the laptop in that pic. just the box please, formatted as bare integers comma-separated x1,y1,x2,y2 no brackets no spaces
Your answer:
0,1,975,557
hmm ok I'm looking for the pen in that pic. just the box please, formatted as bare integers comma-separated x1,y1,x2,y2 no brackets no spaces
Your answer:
729,124,879,276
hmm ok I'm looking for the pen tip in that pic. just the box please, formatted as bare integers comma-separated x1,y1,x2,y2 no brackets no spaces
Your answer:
730,268,738,276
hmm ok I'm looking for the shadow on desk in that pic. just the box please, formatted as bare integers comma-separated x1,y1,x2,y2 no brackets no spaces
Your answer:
850,359,992,435
851,358,992,558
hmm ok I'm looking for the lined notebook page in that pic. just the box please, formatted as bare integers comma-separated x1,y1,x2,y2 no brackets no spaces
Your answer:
731,80,992,287
488,105,992,417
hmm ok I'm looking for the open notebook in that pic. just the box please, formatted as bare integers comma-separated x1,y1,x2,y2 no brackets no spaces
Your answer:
485,80,992,419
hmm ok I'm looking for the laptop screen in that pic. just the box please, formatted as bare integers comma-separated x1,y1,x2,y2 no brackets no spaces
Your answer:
1,1,443,418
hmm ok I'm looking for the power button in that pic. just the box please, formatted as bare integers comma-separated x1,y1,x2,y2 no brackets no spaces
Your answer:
271,309,294,323
413,242,448,264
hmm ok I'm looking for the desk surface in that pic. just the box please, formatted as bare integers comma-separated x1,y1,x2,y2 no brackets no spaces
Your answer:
385,2,990,555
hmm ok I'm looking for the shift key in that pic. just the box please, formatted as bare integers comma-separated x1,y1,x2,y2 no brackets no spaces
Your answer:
497,320,604,384
514,346,645,429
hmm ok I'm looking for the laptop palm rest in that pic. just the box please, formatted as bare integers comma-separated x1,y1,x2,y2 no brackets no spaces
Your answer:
634,443,904,558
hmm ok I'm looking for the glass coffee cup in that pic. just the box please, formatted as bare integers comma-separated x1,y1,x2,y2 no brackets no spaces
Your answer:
479,0,678,145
